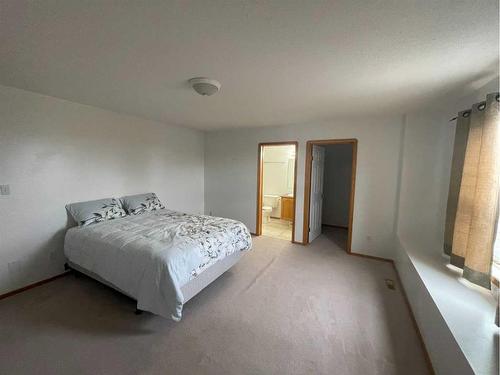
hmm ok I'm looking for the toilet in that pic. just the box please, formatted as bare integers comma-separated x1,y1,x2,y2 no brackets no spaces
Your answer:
262,195,280,223
262,206,272,223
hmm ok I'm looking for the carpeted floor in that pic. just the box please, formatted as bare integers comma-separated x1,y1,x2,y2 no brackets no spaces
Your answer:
0,228,429,375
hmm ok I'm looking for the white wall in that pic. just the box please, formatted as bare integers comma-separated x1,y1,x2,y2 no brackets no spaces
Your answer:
394,77,499,375
322,144,353,227
0,85,205,295
205,115,404,258
396,110,454,250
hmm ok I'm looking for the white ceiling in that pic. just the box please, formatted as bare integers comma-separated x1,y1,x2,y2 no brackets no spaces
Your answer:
0,1,498,130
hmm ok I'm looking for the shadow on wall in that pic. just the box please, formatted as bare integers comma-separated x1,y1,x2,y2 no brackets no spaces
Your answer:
4,212,75,293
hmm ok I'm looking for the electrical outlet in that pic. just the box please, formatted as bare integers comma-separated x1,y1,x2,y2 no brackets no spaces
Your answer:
0,184,10,196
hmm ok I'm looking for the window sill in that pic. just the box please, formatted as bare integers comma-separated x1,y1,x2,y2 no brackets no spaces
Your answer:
398,239,498,375
491,263,500,287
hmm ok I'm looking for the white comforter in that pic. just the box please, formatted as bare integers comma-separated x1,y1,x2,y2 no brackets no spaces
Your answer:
64,210,252,320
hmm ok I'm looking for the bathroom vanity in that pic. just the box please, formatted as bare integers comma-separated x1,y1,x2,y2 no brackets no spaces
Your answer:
280,196,295,221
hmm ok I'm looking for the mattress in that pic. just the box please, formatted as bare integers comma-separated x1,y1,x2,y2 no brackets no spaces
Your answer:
64,209,252,321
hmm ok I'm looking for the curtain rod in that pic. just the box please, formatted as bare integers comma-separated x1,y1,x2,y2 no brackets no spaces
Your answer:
448,93,499,122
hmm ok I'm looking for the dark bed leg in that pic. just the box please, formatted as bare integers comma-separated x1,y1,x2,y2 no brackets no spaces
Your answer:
135,308,143,315
64,263,79,277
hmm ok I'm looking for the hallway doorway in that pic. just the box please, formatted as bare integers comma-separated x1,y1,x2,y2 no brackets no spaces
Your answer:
303,139,357,252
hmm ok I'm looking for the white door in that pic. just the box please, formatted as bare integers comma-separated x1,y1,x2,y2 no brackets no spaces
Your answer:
309,145,325,242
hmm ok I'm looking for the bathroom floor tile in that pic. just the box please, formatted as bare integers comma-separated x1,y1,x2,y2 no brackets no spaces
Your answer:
262,218,292,241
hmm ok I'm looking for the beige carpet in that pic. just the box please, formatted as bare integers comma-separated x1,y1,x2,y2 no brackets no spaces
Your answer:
0,228,429,375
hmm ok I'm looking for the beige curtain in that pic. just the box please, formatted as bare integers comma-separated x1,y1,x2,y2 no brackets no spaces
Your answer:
444,92,499,289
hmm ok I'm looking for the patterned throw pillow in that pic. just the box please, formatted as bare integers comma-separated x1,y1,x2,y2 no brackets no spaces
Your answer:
120,193,165,215
66,198,127,226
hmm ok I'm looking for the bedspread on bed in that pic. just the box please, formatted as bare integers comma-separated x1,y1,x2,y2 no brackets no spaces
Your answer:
64,210,252,321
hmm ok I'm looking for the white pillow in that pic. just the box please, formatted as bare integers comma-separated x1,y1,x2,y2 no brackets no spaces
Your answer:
120,193,165,215
66,197,127,226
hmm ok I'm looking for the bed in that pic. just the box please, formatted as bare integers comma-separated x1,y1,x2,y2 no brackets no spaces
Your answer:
64,209,252,321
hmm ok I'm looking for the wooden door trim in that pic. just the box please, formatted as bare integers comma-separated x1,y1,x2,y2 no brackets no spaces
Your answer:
303,138,358,252
256,141,298,242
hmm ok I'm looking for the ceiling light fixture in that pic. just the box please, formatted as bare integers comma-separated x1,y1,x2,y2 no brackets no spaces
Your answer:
189,77,221,96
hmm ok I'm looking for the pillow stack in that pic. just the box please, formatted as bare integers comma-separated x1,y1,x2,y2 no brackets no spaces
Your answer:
66,193,165,226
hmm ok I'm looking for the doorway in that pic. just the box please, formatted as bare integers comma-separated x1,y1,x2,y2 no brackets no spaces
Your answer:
256,142,298,242
303,139,357,252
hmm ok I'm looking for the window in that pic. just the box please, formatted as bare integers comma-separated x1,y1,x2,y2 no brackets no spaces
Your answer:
492,208,500,282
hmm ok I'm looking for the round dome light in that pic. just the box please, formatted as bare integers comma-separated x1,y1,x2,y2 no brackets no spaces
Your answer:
189,77,221,96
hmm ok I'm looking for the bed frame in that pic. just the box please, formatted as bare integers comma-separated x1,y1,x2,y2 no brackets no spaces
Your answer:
64,250,245,315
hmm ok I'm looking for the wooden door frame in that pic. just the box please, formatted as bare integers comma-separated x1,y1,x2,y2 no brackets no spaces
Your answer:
303,139,358,252
256,141,298,243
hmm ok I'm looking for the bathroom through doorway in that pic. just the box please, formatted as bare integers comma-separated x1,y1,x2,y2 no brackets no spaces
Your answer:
256,142,298,242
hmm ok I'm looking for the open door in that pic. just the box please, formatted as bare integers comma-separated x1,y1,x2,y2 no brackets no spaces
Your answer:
303,138,357,251
308,145,325,242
